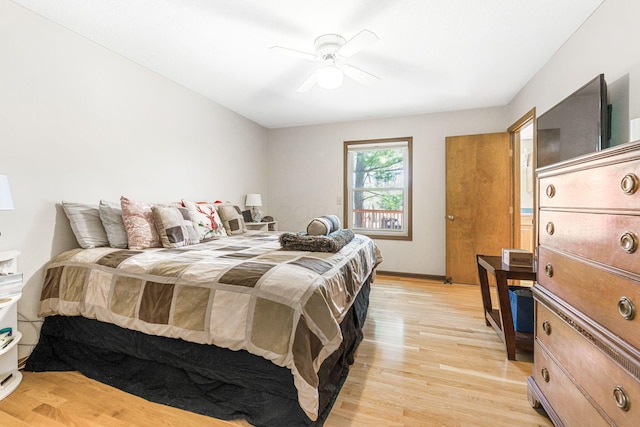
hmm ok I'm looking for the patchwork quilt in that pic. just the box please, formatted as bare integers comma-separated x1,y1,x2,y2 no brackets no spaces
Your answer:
38,231,382,420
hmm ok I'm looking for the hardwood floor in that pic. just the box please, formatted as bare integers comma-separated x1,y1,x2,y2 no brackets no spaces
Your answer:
0,275,552,426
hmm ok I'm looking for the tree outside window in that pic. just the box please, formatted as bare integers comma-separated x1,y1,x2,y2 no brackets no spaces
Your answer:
344,137,412,240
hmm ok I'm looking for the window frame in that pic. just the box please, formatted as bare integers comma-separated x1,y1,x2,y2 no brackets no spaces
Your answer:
343,137,413,241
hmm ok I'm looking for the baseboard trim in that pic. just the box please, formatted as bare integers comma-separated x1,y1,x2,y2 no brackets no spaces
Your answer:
376,270,447,282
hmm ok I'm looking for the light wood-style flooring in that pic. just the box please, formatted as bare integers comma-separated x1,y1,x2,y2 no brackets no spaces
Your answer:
0,275,552,426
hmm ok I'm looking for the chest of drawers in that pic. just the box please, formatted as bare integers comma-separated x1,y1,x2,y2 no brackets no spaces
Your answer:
527,140,640,426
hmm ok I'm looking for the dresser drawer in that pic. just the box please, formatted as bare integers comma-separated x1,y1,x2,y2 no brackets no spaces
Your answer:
537,247,640,349
533,341,609,426
538,156,640,210
539,210,640,274
535,299,640,427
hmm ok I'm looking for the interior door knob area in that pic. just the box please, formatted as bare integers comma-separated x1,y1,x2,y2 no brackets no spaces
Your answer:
446,215,455,221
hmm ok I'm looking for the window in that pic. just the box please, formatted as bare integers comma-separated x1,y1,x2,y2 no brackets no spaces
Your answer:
343,137,412,240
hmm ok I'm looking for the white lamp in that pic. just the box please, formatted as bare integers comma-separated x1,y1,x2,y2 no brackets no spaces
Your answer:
245,194,263,222
0,175,14,211
316,62,344,90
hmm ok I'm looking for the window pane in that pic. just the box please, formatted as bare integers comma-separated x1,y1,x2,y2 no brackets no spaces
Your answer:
352,190,403,230
352,149,404,189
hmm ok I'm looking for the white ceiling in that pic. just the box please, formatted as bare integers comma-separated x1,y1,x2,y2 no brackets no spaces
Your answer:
12,0,605,129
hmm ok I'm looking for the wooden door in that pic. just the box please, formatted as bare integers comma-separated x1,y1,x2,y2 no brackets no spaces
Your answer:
445,132,512,285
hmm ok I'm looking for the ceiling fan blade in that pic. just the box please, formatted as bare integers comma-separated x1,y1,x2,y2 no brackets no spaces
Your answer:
343,64,380,86
338,29,379,57
270,46,317,61
296,71,317,92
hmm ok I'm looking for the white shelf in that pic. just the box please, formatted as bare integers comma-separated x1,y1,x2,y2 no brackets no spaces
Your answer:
0,251,20,263
0,293,21,310
0,331,21,357
245,221,278,231
0,271,22,401
0,369,22,401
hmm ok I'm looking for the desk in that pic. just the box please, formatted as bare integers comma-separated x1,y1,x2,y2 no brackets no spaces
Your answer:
476,255,536,360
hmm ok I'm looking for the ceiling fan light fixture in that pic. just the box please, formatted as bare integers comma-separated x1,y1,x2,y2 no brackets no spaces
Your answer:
316,64,343,90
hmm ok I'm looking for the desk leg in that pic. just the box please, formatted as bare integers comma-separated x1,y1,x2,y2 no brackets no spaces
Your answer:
476,255,492,327
495,271,516,360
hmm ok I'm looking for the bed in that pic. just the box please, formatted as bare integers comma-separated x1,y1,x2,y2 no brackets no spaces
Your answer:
25,230,381,426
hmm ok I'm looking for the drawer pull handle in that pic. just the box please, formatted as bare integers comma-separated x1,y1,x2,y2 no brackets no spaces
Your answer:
545,184,556,198
545,222,555,235
613,386,630,411
621,173,639,195
542,320,552,335
541,368,550,383
617,297,636,320
620,232,638,254
544,264,554,277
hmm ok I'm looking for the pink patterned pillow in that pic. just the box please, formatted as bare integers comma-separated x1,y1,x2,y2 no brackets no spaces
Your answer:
120,196,161,249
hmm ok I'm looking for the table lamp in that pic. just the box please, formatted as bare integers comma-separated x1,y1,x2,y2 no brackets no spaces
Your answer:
245,194,262,222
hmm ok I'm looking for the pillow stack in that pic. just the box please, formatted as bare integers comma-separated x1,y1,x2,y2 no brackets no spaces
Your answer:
61,197,250,250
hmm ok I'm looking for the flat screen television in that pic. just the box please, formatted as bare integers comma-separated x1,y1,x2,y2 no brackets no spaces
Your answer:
537,74,610,168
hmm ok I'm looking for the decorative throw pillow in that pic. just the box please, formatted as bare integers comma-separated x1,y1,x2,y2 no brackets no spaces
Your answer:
98,199,128,248
152,205,200,248
307,215,342,236
61,201,109,249
216,204,247,235
120,196,162,250
182,200,227,240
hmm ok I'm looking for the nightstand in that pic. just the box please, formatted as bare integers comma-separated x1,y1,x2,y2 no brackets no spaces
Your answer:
245,221,278,231
0,273,22,400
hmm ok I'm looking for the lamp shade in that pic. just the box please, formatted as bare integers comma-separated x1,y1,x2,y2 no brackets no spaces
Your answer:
245,194,262,207
316,64,344,90
0,175,14,210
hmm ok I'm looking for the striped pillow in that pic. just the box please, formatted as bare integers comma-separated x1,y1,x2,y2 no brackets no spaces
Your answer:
306,215,342,236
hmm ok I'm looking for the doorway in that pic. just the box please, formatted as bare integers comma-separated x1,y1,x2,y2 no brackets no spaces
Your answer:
508,108,536,256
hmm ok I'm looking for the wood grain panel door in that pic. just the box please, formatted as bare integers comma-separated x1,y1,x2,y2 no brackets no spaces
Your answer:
446,132,512,285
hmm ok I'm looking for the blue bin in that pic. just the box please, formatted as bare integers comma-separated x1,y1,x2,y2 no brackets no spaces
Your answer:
508,286,534,333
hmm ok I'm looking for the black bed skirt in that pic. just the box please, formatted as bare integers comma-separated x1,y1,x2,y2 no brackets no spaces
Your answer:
25,278,371,427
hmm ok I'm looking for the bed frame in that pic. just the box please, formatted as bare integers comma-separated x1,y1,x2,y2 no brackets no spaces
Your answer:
25,277,372,426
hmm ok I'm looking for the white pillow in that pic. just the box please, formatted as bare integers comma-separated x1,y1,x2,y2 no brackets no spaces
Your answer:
99,200,128,248
182,200,227,240
62,201,109,249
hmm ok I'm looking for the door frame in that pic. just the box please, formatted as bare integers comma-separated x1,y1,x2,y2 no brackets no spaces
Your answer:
507,108,537,253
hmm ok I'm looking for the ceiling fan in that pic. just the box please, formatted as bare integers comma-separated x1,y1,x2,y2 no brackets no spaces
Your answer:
270,29,380,92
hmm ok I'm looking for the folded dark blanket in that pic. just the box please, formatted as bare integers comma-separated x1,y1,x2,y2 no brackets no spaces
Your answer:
279,229,355,253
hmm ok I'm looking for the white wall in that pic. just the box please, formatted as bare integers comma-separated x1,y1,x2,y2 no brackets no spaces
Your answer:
6,0,639,356
267,0,640,278
0,1,268,356
508,0,640,133
267,107,508,276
